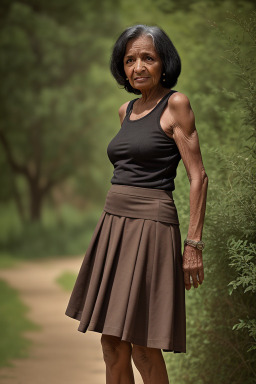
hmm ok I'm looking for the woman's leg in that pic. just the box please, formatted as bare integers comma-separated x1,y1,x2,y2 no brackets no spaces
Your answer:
101,334,135,384
131,344,169,384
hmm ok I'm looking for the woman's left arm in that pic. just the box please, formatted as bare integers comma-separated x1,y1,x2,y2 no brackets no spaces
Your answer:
168,93,209,291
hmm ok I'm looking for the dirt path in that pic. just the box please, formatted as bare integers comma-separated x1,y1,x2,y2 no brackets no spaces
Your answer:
0,256,143,384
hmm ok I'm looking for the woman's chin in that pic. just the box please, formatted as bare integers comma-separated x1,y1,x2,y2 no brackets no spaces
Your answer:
131,83,153,92
130,80,163,93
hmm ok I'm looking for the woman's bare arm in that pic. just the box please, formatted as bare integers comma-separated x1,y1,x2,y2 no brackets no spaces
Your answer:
168,93,209,290
118,101,130,125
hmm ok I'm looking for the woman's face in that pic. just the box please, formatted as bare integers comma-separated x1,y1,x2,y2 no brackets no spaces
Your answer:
123,35,163,92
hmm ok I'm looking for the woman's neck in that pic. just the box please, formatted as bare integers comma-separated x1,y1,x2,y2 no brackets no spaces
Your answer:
138,86,170,106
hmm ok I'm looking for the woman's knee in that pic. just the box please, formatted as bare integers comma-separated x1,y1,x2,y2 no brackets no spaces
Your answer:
132,344,159,370
101,334,132,369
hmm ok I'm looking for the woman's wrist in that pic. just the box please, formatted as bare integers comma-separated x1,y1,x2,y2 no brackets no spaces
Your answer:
184,238,205,250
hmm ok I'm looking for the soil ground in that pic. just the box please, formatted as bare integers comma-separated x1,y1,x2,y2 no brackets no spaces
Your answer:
0,256,143,384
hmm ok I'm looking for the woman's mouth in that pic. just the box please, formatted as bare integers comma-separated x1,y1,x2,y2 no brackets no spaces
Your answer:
134,77,149,82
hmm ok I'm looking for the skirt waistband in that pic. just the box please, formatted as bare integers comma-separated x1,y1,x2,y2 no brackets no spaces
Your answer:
107,184,174,200
103,184,179,225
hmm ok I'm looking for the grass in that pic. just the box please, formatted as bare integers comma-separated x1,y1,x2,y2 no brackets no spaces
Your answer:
0,279,40,367
56,271,77,292
0,253,20,269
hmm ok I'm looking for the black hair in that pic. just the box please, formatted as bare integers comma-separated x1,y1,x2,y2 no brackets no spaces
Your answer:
110,24,181,95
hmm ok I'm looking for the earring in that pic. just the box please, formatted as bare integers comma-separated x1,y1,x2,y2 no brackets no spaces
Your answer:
162,73,166,82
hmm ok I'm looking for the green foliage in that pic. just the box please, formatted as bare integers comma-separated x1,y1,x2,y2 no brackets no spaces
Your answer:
0,202,103,259
0,253,19,268
0,279,39,367
56,271,77,292
232,319,256,352
212,10,256,156
165,151,256,384
0,0,120,221
228,239,256,295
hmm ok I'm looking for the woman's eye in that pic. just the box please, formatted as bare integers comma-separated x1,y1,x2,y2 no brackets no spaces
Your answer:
126,58,133,64
146,56,153,61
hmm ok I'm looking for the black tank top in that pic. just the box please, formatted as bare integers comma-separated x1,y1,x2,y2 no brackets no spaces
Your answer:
107,90,181,191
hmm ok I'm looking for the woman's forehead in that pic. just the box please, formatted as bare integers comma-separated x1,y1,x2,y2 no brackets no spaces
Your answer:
125,35,156,55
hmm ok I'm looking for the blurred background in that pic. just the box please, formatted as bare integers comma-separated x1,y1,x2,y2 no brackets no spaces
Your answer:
0,0,255,383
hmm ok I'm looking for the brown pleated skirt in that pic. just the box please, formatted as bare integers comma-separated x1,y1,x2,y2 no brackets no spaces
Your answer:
65,184,186,353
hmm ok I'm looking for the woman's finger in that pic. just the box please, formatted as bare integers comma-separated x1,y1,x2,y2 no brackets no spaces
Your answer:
191,270,199,288
184,270,191,290
198,267,204,284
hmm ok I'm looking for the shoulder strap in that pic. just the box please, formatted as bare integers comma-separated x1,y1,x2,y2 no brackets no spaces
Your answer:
161,89,177,105
126,98,139,117
154,90,177,117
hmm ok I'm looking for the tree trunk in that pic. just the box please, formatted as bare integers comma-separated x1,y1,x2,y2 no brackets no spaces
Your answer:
29,180,43,222
11,177,26,223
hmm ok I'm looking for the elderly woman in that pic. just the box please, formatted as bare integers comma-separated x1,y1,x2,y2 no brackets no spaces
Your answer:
65,24,208,384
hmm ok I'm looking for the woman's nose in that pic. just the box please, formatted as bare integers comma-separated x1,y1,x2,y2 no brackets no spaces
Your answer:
134,59,144,72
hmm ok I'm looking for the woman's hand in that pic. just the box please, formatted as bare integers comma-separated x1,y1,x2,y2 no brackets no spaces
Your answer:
182,245,204,290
